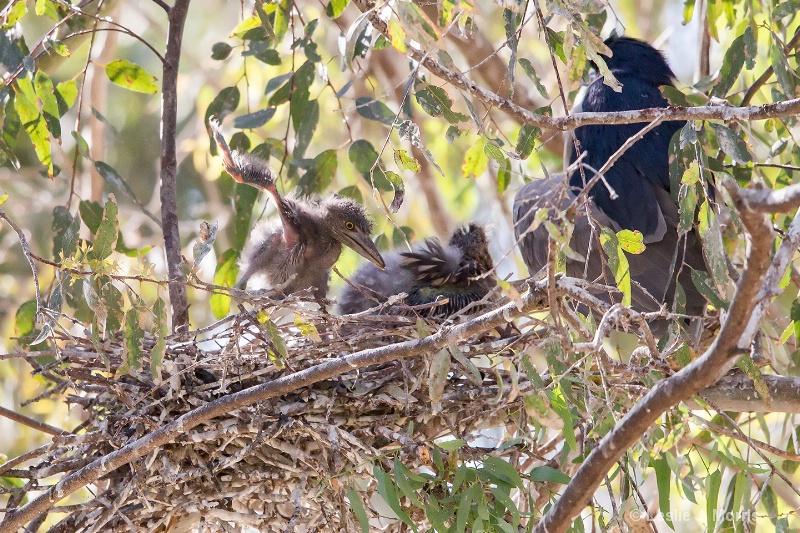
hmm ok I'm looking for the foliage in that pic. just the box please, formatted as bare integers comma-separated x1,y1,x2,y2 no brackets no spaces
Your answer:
1,0,800,531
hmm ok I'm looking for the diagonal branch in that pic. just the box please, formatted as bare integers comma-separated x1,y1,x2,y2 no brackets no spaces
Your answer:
535,180,777,533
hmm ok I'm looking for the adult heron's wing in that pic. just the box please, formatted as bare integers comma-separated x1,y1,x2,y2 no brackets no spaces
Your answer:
513,173,609,287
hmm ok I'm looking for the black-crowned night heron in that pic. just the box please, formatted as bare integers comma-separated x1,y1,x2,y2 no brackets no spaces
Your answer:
210,119,385,300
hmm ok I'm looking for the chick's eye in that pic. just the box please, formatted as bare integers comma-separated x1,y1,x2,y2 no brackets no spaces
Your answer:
345,221,355,230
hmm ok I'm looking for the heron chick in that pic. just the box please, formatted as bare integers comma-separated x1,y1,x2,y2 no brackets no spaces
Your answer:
338,224,495,317
210,118,385,300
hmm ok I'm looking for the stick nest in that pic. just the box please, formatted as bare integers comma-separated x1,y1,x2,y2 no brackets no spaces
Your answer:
9,294,657,532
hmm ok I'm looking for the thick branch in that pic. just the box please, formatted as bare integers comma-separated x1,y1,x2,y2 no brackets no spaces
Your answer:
159,0,191,331
0,282,554,530
690,374,800,414
535,184,776,533
353,0,800,131
721,176,800,214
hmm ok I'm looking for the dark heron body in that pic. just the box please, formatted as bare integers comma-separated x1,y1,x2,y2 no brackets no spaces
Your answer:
514,37,708,322
338,224,495,316
210,119,385,300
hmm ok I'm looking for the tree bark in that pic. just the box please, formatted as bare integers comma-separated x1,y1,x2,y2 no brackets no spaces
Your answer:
159,0,191,331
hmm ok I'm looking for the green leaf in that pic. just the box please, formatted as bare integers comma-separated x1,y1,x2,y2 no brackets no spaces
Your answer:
243,41,281,65
691,270,728,309
346,488,369,533
516,123,539,160
288,61,316,130
743,26,756,70
490,486,520,528
481,457,524,489
652,456,675,529
706,469,722,530
118,308,144,374
497,157,512,194
95,161,161,225
393,457,425,507
327,0,350,18
230,14,262,38
736,354,771,403
299,149,338,195
616,229,645,254
233,108,276,129
52,206,80,259
415,83,468,124
205,87,241,140
15,79,53,174
79,200,104,234
355,96,396,126
349,139,391,190
89,194,119,261
35,0,58,19
211,249,239,319
264,72,293,96
518,58,549,98
770,39,796,96
0,24,24,73
374,466,417,532
678,164,700,236
428,348,450,403
151,298,167,381
263,317,288,360
462,140,488,179
549,385,576,450
294,98,319,158
698,200,729,298
105,59,158,94
34,71,60,138
529,465,571,484
437,438,465,451
393,149,420,172
211,42,233,60
15,300,37,337
600,227,632,307
711,32,745,98
273,0,290,43
710,123,751,164
483,142,504,161
385,170,405,212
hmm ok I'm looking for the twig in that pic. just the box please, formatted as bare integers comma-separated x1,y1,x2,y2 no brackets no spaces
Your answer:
0,406,67,437
0,207,42,318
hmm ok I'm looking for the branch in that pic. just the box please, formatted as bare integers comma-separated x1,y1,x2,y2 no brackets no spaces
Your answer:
691,374,800,413
535,181,776,533
720,176,800,214
0,281,556,530
352,0,800,131
0,405,66,437
159,0,191,331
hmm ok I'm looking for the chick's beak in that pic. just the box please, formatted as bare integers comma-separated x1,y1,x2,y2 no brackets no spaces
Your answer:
345,231,385,270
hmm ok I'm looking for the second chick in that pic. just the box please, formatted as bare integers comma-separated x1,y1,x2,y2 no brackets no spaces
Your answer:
338,224,495,317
